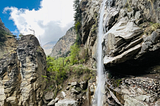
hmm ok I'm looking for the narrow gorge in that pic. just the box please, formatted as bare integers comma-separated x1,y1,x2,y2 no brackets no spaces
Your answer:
0,0,160,106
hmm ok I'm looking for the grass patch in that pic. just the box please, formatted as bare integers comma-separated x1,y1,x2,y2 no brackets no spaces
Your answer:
144,22,160,36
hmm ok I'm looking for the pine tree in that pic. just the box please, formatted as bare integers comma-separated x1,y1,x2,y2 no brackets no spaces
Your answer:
73,0,82,45
73,0,81,22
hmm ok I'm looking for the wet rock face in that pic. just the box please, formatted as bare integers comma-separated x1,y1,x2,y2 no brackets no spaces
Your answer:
81,0,160,68
81,0,160,105
100,0,160,105
0,35,46,106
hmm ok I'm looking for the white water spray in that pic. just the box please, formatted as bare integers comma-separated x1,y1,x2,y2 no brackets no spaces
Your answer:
96,0,108,106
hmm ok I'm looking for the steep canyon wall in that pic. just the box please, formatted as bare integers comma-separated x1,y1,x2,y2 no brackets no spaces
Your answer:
0,35,46,106
81,0,160,105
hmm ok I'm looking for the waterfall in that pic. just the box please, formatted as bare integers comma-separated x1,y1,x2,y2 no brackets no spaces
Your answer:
96,0,109,105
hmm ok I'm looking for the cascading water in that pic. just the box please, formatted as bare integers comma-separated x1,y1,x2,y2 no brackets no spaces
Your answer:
96,0,111,105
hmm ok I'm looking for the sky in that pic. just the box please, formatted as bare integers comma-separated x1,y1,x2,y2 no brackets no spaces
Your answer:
0,0,75,45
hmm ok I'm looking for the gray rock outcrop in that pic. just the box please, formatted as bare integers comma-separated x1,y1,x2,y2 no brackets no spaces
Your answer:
0,34,46,106
55,99,77,106
1,0,160,105
50,27,76,58
80,0,160,105
102,0,160,67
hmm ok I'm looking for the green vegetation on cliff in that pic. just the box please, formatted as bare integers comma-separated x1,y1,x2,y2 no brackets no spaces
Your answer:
70,43,80,64
45,43,91,97
0,21,15,46
46,56,68,86
141,22,160,36
74,0,82,45
0,22,7,46
0,30,6,46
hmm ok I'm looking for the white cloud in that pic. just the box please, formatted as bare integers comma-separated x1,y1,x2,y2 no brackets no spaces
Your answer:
11,29,19,34
3,0,75,45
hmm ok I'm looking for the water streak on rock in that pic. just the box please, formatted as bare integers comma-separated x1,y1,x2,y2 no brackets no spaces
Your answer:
96,0,108,105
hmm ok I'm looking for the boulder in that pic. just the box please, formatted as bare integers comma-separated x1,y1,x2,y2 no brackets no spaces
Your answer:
103,18,143,66
104,7,119,31
45,91,54,101
47,98,59,106
124,95,148,106
55,99,77,106
136,29,160,58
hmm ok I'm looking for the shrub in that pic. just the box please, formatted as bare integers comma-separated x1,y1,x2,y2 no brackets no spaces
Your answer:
75,21,81,32
46,56,68,87
45,53,94,97
45,43,92,95
69,43,80,65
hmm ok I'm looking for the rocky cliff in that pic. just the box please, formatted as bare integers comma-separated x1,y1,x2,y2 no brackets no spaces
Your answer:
80,0,160,105
0,34,46,106
50,27,77,58
1,0,160,105
42,41,57,56
0,18,12,35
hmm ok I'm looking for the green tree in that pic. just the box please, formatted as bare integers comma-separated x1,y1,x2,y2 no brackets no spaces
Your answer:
46,56,67,86
19,33,24,38
73,0,81,22
69,43,80,64
73,0,82,45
